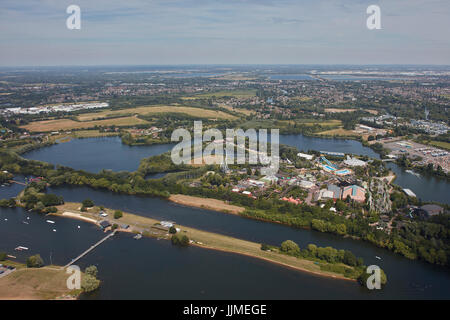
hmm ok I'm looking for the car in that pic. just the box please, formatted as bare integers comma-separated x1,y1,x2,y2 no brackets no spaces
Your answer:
0,270,4,274
7,266,14,270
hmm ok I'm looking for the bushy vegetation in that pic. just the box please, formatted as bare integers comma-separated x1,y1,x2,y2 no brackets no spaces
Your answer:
81,265,101,293
171,233,190,247
275,240,370,281
27,254,44,268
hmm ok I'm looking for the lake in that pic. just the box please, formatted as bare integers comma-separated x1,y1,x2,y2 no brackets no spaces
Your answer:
2,187,450,299
22,137,174,173
7,134,450,299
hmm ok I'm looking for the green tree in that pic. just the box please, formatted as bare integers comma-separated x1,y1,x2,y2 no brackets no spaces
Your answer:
82,199,94,208
34,201,45,213
85,265,98,278
114,210,123,219
343,251,357,266
169,226,177,234
171,234,190,247
0,252,6,261
81,275,100,293
27,254,44,268
280,240,300,255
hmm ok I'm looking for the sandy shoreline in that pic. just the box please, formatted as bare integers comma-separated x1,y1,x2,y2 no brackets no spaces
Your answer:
169,194,245,215
51,202,356,283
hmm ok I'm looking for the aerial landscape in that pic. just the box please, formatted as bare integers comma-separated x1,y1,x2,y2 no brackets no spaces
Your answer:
0,0,449,310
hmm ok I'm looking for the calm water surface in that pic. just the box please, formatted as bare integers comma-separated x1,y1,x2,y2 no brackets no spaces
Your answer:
22,137,173,173
4,135,449,299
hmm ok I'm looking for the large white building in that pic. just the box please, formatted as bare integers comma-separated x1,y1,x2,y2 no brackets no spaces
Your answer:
343,157,367,167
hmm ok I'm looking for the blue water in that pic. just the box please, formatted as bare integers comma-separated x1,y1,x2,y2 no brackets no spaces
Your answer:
22,137,174,173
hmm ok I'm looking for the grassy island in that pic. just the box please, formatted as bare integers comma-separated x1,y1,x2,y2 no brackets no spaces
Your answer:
52,202,366,282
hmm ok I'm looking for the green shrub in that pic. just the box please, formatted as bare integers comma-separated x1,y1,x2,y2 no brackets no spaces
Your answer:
27,254,44,268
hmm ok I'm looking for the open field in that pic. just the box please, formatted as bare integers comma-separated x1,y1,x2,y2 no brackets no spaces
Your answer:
285,119,342,128
77,105,236,121
324,108,356,113
169,194,245,214
291,96,312,101
218,103,255,116
54,202,355,281
21,116,150,132
0,263,79,300
49,130,119,142
182,90,257,99
318,128,360,136
426,140,450,151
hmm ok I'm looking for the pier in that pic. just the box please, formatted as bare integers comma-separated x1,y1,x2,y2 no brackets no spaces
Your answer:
64,230,116,268
8,180,27,186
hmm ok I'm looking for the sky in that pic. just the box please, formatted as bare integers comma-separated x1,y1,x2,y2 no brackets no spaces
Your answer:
0,0,449,66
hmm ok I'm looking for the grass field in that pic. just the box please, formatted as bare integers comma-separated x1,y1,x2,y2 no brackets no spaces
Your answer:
282,119,342,127
324,108,356,113
21,116,150,132
317,128,360,136
291,96,312,101
426,140,450,151
49,130,119,142
218,103,255,116
0,263,80,300
169,194,245,214
77,105,236,121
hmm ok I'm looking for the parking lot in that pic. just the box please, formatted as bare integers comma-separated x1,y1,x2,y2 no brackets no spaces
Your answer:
381,139,449,173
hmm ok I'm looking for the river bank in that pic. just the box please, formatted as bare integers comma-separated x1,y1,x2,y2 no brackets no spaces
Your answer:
169,194,245,215
52,202,358,282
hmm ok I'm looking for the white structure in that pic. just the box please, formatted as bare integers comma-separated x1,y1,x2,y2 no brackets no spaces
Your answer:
161,221,175,228
0,102,109,116
403,189,416,197
299,180,315,189
343,157,367,167
297,152,313,160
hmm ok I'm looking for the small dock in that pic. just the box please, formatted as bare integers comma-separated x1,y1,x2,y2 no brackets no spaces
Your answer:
8,180,27,186
64,231,116,268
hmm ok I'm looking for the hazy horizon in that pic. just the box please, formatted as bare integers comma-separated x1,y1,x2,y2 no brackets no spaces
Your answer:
1,0,449,66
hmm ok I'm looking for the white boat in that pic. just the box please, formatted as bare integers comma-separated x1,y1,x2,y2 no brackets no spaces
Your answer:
77,226,81,229
46,220,55,224
23,221,29,225
405,170,420,177
53,229,56,232
15,246,29,251
375,256,382,260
